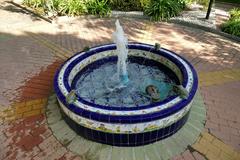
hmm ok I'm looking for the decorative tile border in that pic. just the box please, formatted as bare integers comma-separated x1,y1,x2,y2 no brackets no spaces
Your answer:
47,91,205,151
54,43,198,125
59,100,192,134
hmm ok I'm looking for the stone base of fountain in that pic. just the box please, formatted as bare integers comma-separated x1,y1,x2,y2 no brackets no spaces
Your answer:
47,91,206,158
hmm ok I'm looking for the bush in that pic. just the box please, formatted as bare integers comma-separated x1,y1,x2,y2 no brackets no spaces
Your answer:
23,0,45,8
87,0,111,17
221,8,240,37
144,0,186,21
57,0,87,16
229,8,240,20
109,0,150,11
221,19,240,37
23,0,112,16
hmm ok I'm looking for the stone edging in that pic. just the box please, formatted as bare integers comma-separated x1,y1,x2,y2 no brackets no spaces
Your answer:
111,11,148,19
46,91,206,160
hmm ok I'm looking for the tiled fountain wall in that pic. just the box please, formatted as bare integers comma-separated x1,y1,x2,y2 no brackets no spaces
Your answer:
54,43,198,146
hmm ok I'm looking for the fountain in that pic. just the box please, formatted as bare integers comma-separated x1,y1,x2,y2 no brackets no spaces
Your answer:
54,20,198,146
113,19,129,85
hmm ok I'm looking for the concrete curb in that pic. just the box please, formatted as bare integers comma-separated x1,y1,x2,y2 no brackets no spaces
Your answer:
169,19,240,43
7,1,52,23
111,11,148,19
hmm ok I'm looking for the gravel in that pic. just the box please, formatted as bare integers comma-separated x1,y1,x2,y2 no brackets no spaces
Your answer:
171,4,216,29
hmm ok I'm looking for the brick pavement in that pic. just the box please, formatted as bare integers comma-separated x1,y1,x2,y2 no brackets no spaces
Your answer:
0,0,240,159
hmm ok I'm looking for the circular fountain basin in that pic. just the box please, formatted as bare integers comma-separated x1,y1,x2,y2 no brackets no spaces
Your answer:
54,42,198,146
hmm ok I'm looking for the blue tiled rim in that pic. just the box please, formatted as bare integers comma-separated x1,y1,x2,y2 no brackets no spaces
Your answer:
64,44,188,110
60,105,190,146
54,42,198,124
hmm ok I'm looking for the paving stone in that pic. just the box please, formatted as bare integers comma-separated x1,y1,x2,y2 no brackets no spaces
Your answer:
111,147,123,160
190,111,206,121
175,129,194,147
38,135,62,151
46,110,62,124
49,119,67,132
191,103,205,111
164,137,184,157
182,150,195,160
46,146,67,160
192,151,206,160
48,94,57,102
99,146,112,160
172,133,189,149
46,103,60,113
153,141,171,160
68,136,93,155
122,147,135,160
150,143,165,160
83,141,105,160
46,105,62,124
144,144,162,160
187,120,204,133
53,124,76,146
184,123,202,138
132,146,146,160
171,136,188,154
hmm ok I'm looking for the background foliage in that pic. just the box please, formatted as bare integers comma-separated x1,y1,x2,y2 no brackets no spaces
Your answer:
23,0,211,21
221,8,240,37
144,0,186,21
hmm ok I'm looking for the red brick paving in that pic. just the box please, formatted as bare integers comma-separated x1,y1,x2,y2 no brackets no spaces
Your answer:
17,60,63,102
0,1,240,159
201,81,240,150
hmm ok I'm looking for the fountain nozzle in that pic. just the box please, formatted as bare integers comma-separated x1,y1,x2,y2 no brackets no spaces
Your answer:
120,74,129,85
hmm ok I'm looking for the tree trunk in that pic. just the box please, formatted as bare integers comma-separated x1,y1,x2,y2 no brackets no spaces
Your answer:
206,0,215,19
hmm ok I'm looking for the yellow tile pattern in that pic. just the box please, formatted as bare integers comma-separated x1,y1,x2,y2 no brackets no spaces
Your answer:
0,98,47,122
27,32,73,60
199,68,240,87
193,132,240,160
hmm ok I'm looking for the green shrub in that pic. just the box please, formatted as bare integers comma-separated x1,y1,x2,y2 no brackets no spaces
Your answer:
221,8,240,37
229,8,240,20
87,0,111,17
221,18,240,37
24,0,112,17
46,0,60,13
58,0,87,16
23,0,48,14
109,0,150,11
144,0,186,21
23,0,45,8
23,0,87,16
